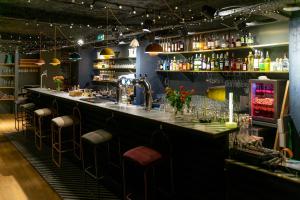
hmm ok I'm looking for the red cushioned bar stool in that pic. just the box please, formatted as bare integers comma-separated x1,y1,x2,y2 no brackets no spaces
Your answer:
51,106,81,167
122,125,175,200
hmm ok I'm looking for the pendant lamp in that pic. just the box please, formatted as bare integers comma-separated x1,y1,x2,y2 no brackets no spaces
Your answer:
50,26,61,66
36,33,46,66
99,7,115,59
145,43,163,56
69,52,82,62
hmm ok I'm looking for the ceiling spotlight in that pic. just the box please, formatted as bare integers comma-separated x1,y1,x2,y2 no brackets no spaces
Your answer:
146,12,150,18
81,1,84,5
118,5,122,9
119,32,123,36
87,24,90,27
50,23,53,27
189,9,192,12
132,7,136,14
27,0,31,3
90,4,94,9
175,6,178,10
36,23,39,26
77,39,84,46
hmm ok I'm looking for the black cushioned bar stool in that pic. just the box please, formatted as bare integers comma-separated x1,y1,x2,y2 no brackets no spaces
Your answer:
34,99,58,150
122,126,175,200
81,129,113,179
20,102,36,134
51,106,81,167
14,96,28,132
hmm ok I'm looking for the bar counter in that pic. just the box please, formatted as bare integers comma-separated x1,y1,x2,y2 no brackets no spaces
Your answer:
28,88,238,200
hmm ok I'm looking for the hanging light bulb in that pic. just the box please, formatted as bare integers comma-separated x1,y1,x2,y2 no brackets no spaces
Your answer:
35,32,46,66
69,52,82,62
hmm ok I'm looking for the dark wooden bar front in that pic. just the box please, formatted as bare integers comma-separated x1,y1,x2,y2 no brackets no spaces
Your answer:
29,88,237,200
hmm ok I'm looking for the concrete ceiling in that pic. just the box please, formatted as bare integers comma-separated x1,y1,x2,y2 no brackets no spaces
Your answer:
0,0,293,52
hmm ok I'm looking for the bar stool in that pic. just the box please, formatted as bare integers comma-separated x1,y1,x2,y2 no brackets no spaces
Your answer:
14,96,28,132
51,106,81,167
81,129,113,179
34,99,58,150
20,102,36,134
122,125,174,200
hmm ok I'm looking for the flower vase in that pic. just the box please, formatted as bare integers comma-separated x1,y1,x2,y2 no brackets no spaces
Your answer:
174,107,184,119
56,82,61,92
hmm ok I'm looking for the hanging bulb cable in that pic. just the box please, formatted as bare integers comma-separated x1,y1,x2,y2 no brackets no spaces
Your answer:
36,32,46,66
100,6,115,59
50,26,61,66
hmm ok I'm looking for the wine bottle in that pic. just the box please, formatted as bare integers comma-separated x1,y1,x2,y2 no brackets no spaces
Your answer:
253,50,259,71
264,51,271,72
219,53,224,71
259,51,265,71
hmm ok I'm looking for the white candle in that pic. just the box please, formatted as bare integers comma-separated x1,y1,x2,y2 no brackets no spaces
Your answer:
229,92,233,123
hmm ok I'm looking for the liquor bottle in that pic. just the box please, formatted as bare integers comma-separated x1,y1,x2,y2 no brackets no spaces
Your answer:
259,51,265,71
193,54,198,71
180,41,184,51
170,58,174,71
230,35,235,48
174,42,178,52
240,33,246,46
210,35,215,50
236,58,241,71
219,53,224,71
264,51,271,72
282,53,289,72
207,56,211,71
230,53,236,71
211,53,215,71
247,51,254,71
202,54,207,70
203,37,208,50
242,58,248,71
193,36,197,50
253,50,259,71
189,57,194,70
167,40,171,52
235,33,241,47
221,35,226,48
198,54,203,70
199,35,204,50
225,34,230,48
182,60,186,71
215,53,220,71
224,52,230,71
207,35,211,50
247,32,254,45
215,34,220,49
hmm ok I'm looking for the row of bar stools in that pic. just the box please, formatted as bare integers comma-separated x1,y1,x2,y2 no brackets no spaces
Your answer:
20,102,36,134
34,99,58,151
122,126,174,200
51,106,81,167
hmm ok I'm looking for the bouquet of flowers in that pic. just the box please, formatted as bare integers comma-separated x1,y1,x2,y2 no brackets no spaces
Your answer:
165,86,194,114
53,75,64,91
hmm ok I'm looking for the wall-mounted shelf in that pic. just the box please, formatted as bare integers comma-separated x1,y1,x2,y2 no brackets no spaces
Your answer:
93,68,136,71
19,65,40,68
0,63,15,66
0,87,14,89
0,98,15,101
156,70,289,74
0,75,15,77
159,42,289,55
95,57,136,61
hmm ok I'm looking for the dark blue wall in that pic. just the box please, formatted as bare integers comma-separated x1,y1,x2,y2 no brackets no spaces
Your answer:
289,17,300,133
78,47,96,88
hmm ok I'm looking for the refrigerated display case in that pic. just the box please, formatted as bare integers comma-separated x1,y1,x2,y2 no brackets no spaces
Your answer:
250,79,286,126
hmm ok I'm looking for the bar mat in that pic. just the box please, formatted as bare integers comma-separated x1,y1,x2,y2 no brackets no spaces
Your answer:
6,132,120,200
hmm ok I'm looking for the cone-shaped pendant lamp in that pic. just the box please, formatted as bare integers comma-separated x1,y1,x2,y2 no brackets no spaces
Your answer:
69,52,82,62
50,26,61,66
35,33,46,66
145,43,163,56
99,8,115,59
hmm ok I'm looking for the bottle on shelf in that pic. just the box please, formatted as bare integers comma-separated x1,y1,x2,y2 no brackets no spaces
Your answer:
221,35,226,49
219,53,224,71
282,53,289,72
259,51,265,71
247,51,254,71
215,34,220,49
211,53,215,71
235,33,241,47
207,56,211,71
202,54,207,70
242,58,248,71
253,50,259,71
203,37,208,50
236,58,242,71
193,54,199,71
199,35,204,50
230,34,236,48
230,53,236,71
264,51,271,72
210,35,215,50
224,52,230,71
215,53,220,71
